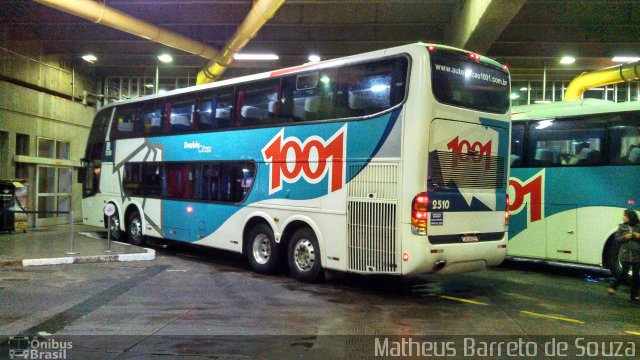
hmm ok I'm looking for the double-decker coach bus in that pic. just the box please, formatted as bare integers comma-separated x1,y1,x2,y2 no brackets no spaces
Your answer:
508,99,640,279
81,43,511,282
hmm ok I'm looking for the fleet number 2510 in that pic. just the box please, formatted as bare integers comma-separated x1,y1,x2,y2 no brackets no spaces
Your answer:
432,200,450,210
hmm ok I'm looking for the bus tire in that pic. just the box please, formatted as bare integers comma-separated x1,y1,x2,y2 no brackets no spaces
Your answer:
107,210,122,241
246,223,279,274
127,210,145,246
605,241,628,281
288,228,323,283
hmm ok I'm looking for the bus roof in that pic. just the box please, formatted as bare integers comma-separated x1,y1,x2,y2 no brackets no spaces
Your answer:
100,42,506,110
512,99,640,121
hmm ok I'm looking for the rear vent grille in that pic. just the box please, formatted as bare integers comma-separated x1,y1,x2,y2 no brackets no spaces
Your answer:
429,150,506,189
348,163,398,200
347,162,398,273
347,201,397,272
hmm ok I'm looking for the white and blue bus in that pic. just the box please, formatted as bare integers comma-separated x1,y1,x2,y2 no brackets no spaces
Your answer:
508,99,640,278
81,43,511,282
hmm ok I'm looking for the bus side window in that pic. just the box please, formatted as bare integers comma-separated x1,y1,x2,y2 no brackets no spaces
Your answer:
123,163,142,196
111,106,139,138
527,117,605,167
336,59,402,118
237,80,279,127
284,69,336,122
142,163,163,197
142,103,163,135
510,124,525,167
196,162,255,203
165,163,194,199
608,114,640,165
200,164,221,201
198,90,234,130
166,98,196,133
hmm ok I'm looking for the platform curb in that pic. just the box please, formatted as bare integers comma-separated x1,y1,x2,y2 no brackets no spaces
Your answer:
0,247,155,267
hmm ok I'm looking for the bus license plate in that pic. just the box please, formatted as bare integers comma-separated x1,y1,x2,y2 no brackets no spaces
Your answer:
461,235,479,243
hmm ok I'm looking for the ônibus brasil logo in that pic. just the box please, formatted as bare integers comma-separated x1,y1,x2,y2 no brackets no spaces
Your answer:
262,125,347,195
508,170,545,223
447,136,492,169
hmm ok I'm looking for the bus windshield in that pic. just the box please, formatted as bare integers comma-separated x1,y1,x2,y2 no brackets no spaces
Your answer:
430,51,510,114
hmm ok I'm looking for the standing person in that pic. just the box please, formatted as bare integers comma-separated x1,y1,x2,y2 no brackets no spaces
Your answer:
607,209,640,303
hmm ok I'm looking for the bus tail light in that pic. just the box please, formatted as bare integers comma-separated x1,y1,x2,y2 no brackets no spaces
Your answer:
505,195,510,226
411,192,429,235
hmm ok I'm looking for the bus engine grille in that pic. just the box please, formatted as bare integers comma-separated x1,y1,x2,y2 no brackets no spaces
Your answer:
347,163,398,273
429,151,507,189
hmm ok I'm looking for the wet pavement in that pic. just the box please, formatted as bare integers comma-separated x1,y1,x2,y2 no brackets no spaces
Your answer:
1,239,639,359
0,225,152,266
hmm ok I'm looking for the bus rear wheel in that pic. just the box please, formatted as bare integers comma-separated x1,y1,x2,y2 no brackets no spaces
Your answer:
246,223,279,274
288,228,323,283
127,210,145,246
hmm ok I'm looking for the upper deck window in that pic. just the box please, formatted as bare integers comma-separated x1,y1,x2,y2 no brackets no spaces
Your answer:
336,57,408,118
430,51,510,114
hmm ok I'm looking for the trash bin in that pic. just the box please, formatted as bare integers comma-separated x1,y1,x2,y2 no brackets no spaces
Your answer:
0,180,29,232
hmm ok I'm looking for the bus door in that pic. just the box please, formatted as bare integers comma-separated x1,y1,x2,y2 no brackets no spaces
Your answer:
545,204,577,261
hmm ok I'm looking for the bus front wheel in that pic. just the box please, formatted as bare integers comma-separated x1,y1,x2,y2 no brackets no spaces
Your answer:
246,223,279,274
127,210,145,246
288,228,323,283
107,210,122,241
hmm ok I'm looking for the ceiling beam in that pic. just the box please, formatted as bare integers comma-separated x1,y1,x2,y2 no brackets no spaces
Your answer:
444,0,526,53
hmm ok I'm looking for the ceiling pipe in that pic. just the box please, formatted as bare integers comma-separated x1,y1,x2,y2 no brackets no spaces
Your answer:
196,0,285,85
32,0,219,59
564,61,640,101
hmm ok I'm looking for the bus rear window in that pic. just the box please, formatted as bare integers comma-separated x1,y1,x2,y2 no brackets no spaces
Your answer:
430,52,509,114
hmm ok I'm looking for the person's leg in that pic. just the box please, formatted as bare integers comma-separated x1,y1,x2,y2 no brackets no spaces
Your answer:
610,262,630,293
631,263,640,301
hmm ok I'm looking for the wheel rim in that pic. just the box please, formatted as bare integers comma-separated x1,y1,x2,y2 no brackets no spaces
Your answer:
252,234,271,265
293,238,315,272
109,216,120,237
130,217,142,242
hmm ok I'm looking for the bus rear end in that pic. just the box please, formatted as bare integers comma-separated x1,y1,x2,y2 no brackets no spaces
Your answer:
402,45,511,275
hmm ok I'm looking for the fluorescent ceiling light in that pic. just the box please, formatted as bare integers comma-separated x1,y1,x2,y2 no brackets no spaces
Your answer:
612,56,640,63
82,54,97,63
157,54,173,63
234,53,279,61
145,84,154,88
534,100,552,104
308,54,321,63
510,93,520,99
559,56,575,65
519,87,528,91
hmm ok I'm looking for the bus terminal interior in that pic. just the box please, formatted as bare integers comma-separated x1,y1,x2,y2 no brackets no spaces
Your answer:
1,1,640,359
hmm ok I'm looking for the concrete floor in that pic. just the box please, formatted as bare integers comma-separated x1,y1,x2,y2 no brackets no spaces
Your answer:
1,235,639,359
0,225,149,265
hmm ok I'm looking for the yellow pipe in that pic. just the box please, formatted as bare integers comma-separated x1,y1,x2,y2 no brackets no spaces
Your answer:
33,0,219,59
564,61,640,101
196,0,285,85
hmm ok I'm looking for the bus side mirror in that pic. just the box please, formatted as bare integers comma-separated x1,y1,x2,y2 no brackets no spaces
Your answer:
78,168,86,183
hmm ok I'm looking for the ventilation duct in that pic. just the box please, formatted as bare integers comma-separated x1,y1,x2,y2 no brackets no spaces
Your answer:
196,0,285,85
33,0,219,59
564,61,640,101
